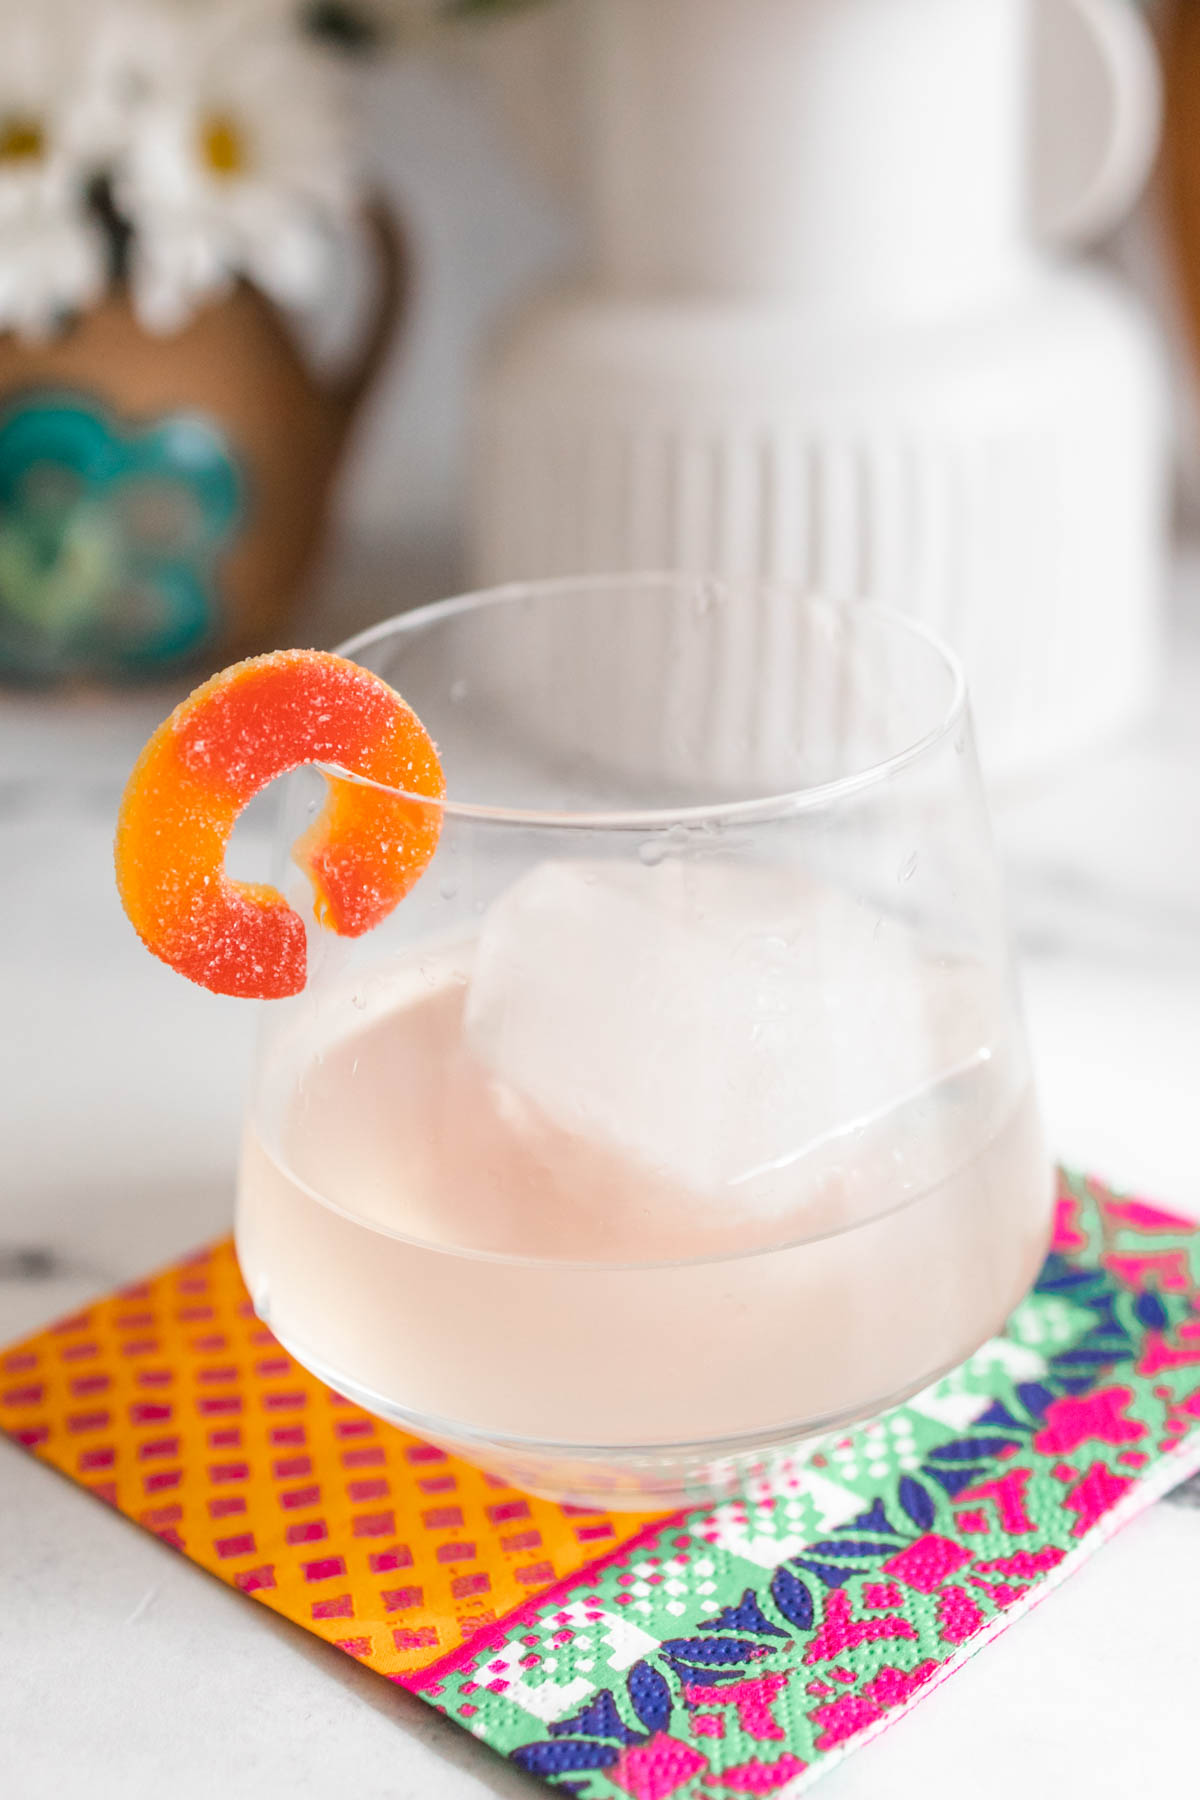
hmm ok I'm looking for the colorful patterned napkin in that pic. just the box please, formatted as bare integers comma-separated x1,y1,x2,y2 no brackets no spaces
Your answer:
4,1171,1200,1797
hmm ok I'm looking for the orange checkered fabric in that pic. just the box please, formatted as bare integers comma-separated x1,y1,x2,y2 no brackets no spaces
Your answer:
0,1238,664,1681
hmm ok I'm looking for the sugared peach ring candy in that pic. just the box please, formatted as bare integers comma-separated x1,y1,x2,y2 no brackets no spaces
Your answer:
115,649,445,999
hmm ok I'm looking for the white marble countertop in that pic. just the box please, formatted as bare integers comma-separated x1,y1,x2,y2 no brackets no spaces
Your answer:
2,560,1199,1800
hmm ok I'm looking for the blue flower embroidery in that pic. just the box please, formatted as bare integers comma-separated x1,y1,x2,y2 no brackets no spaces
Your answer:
0,391,243,679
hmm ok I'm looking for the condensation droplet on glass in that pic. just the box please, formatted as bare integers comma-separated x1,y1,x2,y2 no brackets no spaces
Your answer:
351,991,367,1010
450,677,468,704
640,822,691,866
898,851,918,884
439,878,458,900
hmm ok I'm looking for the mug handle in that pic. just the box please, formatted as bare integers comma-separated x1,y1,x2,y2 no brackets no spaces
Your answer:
1032,0,1162,247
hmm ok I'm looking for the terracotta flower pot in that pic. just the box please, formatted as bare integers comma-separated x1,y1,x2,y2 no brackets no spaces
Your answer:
0,209,402,683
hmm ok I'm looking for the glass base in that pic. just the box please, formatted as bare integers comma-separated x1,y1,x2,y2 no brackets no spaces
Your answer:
265,1320,997,1511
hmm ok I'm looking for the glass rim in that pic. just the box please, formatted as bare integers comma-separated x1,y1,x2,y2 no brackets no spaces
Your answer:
334,574,969,831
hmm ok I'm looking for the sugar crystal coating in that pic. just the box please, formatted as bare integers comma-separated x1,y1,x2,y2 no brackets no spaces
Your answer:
114,649,445,998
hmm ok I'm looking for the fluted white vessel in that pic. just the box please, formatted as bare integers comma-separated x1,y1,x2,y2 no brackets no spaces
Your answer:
469,0,1166,774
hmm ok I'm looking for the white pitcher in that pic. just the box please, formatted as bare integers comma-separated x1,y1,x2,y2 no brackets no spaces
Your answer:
588,0,1038,311
470,0,1165,775
586,0,1157,302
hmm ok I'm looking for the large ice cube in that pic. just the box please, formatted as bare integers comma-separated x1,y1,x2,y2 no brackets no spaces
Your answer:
464,859,997,1202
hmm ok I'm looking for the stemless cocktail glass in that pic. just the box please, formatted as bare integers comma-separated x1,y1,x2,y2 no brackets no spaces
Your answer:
236,576,1052,1508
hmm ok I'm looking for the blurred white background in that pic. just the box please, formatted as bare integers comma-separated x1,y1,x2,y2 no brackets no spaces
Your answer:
320,17,582,619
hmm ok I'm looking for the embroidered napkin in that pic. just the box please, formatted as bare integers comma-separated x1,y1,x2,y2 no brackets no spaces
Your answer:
4,1170,1199,1797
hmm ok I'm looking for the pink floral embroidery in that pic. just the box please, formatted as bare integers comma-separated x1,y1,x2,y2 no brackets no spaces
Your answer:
1033,1387,1147,1455
967,1577,1029,1607
609,1733,709,1800
954,1510,989,1535
1103,1197,1193,1234
808,1692,881,1751
881,1534,972,1594
973,1547,1066,1580
804,1587,918,1662
953,1468,1035,1535
705,1752,809,1793
684,1673,789,1743
1103,1251,1192,1293
1053,1193,1088,1253
861,1662,941,1708
1136,1332,1200,1379
936,1585,985,1644
811,1662,941,1750
1062,1461,1134,1536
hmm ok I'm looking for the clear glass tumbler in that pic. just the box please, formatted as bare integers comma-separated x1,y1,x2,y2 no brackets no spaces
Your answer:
236,576,1052,1508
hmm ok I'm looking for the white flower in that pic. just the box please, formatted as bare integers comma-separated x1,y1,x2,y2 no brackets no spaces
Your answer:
0,0,111,339
113,0,359,335
0,212,107,341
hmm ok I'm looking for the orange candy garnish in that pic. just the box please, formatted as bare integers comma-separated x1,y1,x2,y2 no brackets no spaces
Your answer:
115,650,445,999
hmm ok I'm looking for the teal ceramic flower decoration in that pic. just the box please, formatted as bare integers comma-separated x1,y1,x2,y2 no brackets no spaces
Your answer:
0,392,243,680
